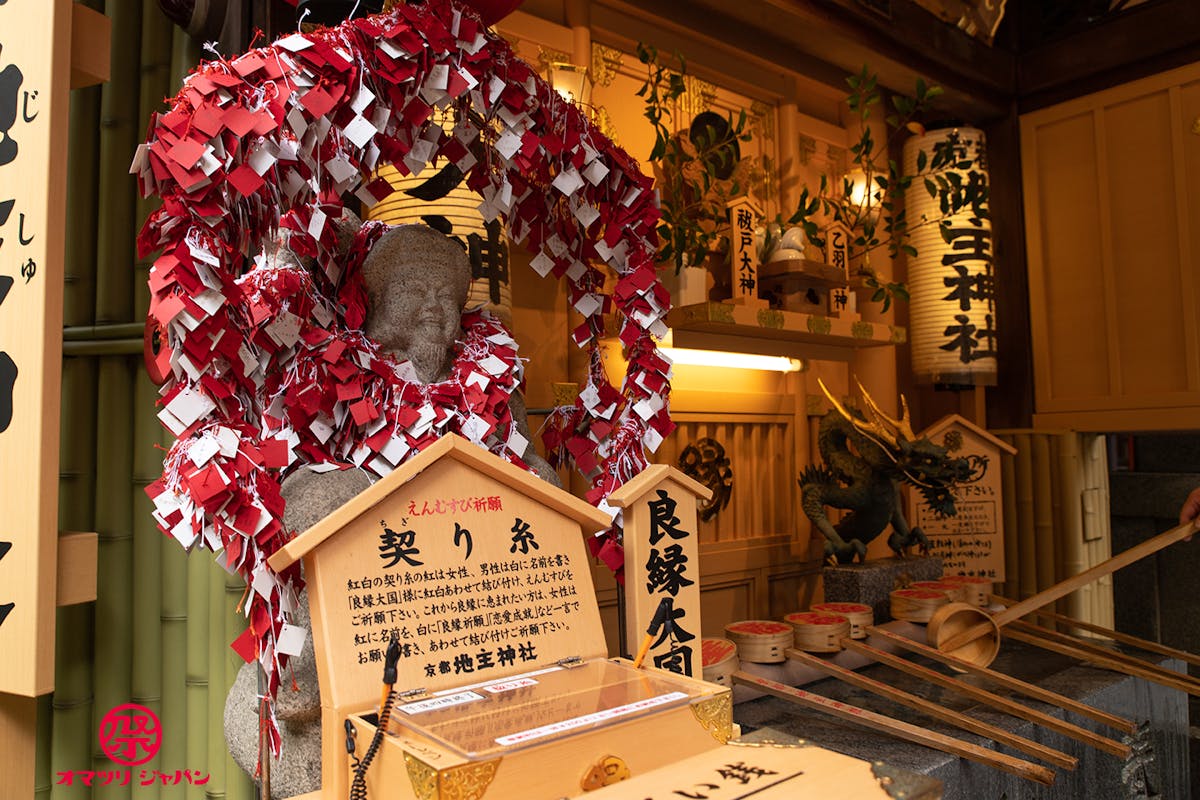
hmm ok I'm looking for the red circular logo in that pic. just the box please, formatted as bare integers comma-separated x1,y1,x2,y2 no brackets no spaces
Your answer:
98,704,162,766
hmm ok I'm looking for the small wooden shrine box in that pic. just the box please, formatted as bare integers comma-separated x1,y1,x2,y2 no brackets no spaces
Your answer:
267,434,734,800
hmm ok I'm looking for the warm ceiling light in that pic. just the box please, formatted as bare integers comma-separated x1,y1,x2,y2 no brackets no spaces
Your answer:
547,62,591,105
660,333,803,373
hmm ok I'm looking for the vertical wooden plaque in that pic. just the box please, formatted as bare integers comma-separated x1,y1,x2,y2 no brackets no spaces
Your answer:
0,0,70,698
609,465,712,679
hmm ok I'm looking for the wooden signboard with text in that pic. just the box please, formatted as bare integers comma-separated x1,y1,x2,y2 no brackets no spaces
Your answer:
609,465,711,680
905,414,1016,581
726,196,766,307
268,435,735,800
0,0,71,698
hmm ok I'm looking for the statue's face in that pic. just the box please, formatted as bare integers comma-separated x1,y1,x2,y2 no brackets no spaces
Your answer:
365,272,462,354
360,226,472,366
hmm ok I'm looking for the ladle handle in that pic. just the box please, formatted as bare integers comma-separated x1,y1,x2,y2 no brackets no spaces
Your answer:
939,519,1198,652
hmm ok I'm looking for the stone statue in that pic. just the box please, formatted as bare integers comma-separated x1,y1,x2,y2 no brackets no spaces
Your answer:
224,222,558,797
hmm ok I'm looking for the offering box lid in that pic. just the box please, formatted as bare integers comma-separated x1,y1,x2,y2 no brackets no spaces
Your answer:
381,659,709,759
270,434,615,711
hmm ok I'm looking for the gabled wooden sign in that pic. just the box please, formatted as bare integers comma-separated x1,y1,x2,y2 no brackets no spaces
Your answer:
609,465,711,681
904,414,1016,581
726,195,766,308
268,435,736,800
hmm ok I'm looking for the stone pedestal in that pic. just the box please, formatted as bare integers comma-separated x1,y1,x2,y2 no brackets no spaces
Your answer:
822,556,943,623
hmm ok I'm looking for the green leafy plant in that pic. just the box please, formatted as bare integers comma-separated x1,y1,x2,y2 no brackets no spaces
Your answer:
788,66,990,311
636,43,753,274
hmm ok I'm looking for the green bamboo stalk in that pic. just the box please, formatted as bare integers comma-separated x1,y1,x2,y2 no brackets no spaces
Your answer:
51,353,98,800
172,19,202,88
95,0,142,326
163,23,204,800
133,367,165,800
136,0,175,322
207,566,228,799
35,694,52,798
186,553,210,800
93,356,136,800
160,527,189,800
63,72,101,328
224,572,253,800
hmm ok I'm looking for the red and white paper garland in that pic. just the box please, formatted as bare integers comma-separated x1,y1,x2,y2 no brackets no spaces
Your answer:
133,0,673,749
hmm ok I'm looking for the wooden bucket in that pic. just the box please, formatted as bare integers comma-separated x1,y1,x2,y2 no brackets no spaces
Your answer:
724,620,794,663
784,612,851,653
938,575,995,607
701,638,739,686
890,588,950,623
927,602,1001,668
810,602,874,639
911,580,968,603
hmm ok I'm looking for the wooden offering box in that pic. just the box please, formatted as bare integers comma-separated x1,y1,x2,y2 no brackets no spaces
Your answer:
267,434,733,800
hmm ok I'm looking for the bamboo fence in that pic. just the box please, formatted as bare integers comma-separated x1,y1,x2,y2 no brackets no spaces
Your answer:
44,4,254,799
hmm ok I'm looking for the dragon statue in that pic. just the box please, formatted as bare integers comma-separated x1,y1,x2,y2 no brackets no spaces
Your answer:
800,379,987,564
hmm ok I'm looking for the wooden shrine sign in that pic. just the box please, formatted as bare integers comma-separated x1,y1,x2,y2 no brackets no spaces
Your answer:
609,465,711,679
0,0,72,698
725,196,766,307
267,434,735,800
905,414,1015,581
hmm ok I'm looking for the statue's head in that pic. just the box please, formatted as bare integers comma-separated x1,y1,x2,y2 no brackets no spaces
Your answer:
819,378,986,517
360,224,472,380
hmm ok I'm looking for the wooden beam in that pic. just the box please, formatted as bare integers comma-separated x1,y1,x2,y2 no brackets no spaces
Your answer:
0,694,36,799
56,532,97,607
1018,0,1200,112
70,3,111,89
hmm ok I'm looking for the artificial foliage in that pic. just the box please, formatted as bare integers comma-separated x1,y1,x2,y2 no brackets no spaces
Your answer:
132,0,672,750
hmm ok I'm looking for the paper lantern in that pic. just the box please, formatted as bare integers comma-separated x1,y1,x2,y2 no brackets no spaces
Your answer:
902,126,996,386
366,164,513,325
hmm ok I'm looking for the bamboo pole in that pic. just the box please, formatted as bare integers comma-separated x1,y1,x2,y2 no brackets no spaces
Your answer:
1003,621,1200,697
160,536,188,800
1013,433,1037,602
186,554,210,800
51,8,104,788
940,521,1199,653
225,572,254,800
93,356,135,800
208,565,228,798
1056,434,1086,621
840,639,1130,758
864,625,1136,735
1000,433,1019,600
52,355,97,800
785,648,1078,770
1031,435,1056,612
133,368,164,800
63,36,101,329
164,24,202,800
136,0,174,321
35,694,52,798
95,0,142,326
992,596,1200,670
731,671,1056,785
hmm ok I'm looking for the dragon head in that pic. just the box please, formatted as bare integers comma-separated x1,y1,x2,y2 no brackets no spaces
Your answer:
819,379,987,516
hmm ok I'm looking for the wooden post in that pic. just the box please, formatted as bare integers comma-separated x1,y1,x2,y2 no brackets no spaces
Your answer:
608,465,711,679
